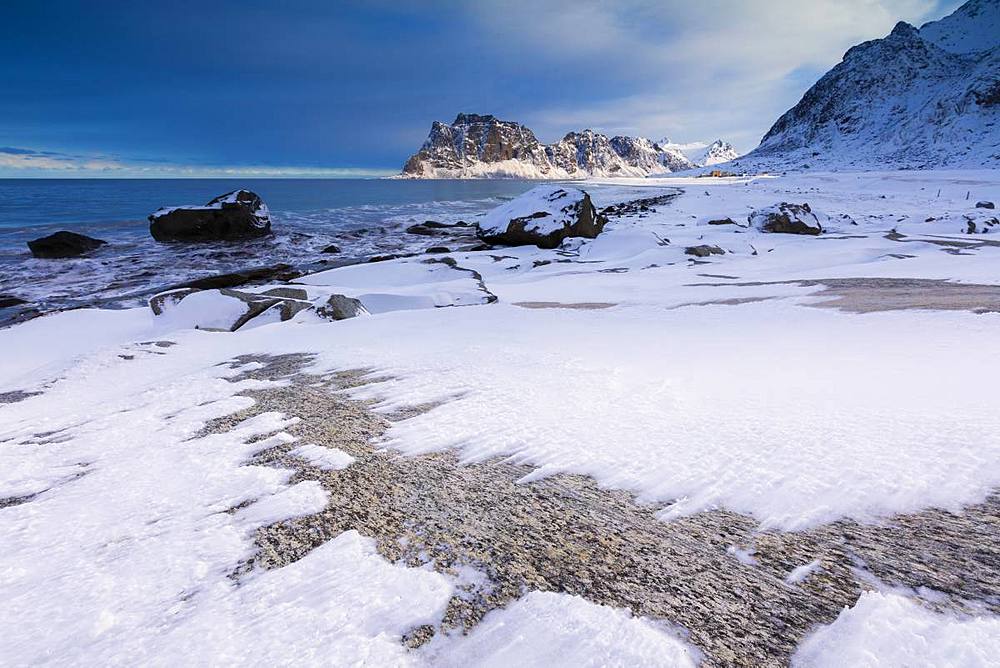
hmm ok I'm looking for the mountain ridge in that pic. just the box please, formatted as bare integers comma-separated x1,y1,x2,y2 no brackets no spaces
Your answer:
400,114,736,179
727,0,1000,171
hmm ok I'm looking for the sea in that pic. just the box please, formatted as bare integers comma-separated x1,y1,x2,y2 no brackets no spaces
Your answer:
0,178,537,324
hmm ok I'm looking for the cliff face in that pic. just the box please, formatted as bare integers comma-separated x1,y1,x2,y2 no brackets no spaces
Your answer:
402,114,556,178
733,0,1000,171
400,114,725,178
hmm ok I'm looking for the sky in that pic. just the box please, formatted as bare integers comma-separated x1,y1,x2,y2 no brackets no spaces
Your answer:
0,0,963,177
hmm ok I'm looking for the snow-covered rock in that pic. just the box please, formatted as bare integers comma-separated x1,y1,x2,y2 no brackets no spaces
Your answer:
149,288,310,331
477,185,607,248
296,257,496,312
749,202,823,235
399,114,717,178
732,0,1000,171
149,190,272,242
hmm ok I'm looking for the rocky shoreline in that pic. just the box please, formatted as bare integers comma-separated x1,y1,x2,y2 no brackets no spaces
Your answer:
205,353,1000,667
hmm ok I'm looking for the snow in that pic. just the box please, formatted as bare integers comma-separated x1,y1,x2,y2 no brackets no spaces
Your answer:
289,443,356,470
919,0,1000,55
4,169,1000,663
786,560,822,585
297,257,494,312
425,591,700,668
792,591,1000,667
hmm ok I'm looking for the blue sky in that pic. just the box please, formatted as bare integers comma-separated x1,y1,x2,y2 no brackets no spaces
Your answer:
0,0,961,177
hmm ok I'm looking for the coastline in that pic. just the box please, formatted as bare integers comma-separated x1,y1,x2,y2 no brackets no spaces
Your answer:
2,170,1000,664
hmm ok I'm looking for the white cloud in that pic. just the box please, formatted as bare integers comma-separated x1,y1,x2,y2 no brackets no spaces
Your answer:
465,0,957,150
0,148,392,178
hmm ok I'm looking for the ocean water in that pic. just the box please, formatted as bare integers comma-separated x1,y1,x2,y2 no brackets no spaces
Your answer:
0,178,535,321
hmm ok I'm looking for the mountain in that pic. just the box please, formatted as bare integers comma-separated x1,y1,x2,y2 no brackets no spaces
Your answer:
731,0,1000,171
660,139,739,167
400,115,726,178
401,114,557,179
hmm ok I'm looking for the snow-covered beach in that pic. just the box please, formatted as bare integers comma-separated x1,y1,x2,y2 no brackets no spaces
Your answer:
3,170,1000,665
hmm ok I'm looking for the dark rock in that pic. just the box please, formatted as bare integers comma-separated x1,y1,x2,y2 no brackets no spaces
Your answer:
315,294,369,321
0,295,28,309
977,201,996,209
168,264,301,291
425,246,451,254
749,202,822,235
148,189,272,242
27,231,107,259
406,224,446,236
321,244,341,254
707,218,739,226
685,245,726,257
478,186,607,249
260,287,309,301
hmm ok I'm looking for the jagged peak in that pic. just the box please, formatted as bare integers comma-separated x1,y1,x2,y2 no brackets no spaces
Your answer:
889,21,919,38
452,113,500,125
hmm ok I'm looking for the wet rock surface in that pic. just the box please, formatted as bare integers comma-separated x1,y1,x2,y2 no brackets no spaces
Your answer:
27,231,107,258
205,354,1000,667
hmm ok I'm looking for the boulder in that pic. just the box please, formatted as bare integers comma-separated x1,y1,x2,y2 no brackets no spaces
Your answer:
314,294,369,321
977,201,995,210
148,189,272,242
321,244,341,254
749,203,822,235
477,185,607,249
27,231,107,258
706,218,739,226
685,245,725,257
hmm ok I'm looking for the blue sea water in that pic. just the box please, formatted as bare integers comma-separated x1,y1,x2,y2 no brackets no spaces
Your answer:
0,178,535,320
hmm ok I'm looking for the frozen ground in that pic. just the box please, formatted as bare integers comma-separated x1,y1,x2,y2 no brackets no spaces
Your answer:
2,170,999,665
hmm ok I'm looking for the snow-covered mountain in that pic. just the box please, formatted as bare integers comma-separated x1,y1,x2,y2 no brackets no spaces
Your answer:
731,0,1000,171
660,139,740,167
400,114,731,178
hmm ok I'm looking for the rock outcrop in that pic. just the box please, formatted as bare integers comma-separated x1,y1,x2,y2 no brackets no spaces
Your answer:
149,190,272,242
477,185,607,248
27,231,107,258
685,245,726,257
315,294,369,321
400,114,731,178
750,203,823,235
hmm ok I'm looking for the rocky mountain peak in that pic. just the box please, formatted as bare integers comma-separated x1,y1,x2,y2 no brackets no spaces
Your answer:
401,115,734,178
